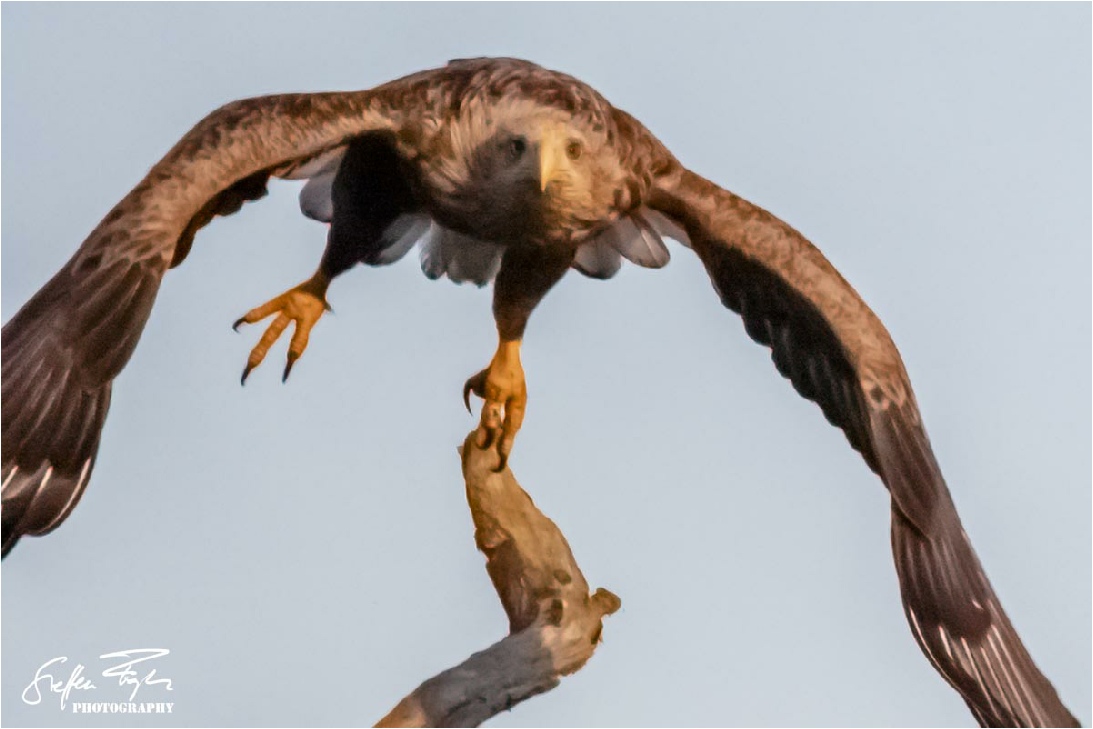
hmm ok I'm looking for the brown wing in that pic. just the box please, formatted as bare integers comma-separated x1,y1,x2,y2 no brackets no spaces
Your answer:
0,55,618,557
0,79,438,557
648,166,1077,727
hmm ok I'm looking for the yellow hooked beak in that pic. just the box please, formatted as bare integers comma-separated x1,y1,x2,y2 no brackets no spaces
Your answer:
539,128,564,192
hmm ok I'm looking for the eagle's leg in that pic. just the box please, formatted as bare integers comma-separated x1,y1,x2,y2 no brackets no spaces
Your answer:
233,268,332,384
233,136,417,385
465,244,574,470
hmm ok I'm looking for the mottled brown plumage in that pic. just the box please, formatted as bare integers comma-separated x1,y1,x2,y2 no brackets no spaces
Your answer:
0,57,1076,727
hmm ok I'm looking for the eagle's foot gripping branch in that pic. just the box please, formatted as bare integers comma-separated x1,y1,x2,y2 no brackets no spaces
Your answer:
233,269,331,384
463,340,527,472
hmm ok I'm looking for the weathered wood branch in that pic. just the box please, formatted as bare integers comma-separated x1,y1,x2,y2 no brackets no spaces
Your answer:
376,433,620,728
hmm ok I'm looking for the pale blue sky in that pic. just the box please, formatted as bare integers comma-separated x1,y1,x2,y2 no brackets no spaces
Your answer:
2,3,1089,727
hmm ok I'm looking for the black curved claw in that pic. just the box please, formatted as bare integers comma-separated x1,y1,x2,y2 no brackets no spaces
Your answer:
232,317,246,332
463,369,487,414
241,364,254,386
462,381,474,414
282,353,298,383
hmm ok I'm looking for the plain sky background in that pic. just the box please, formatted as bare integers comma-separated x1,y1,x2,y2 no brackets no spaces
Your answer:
1,3,1089,727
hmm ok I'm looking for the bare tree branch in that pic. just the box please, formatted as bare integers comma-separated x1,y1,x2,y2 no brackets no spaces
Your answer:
376,434,621,728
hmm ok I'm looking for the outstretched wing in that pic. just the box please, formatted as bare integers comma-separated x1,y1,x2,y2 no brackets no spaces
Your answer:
648,166,1077,727
0,81,435,557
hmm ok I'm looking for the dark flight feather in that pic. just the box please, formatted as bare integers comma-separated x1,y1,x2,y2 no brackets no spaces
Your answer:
648,166,1077,727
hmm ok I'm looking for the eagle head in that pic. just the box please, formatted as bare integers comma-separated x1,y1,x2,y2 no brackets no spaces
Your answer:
432,102,622,246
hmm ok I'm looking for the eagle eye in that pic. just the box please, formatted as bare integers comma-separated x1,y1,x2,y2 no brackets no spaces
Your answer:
565,140,583,161
508,136,527,160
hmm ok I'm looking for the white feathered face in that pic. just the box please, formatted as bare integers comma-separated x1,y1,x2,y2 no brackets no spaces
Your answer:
487,117,619,242
423,103,622,245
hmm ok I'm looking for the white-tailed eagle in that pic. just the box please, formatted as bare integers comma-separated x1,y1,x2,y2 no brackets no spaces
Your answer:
0,57,1076,727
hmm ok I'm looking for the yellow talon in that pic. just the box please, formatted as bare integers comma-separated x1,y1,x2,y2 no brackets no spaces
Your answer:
463,339,527,471
234,269,331,384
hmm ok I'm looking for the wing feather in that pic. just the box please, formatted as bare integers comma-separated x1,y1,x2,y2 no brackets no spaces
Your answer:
597,215,671,268
419,225,502,286
649,166,1077,727
573,236,623,279
300,171,337,222
2,82,429,556
376,213,433,265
